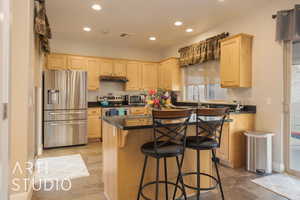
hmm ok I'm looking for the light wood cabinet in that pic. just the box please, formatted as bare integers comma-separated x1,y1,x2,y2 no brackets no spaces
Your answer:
100,59,114,76
87,59,100,90
130,107,146,115
126,62,142,91
67,56,87,70
216,113,255,168
159,58,181,91
88,108,102,139
113,61,127,77
142,63,158,90
46,54,67,70
220,33,253,88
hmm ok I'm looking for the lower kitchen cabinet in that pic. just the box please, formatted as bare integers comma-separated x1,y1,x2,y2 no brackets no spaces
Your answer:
88,108,102,140
216,113,255,168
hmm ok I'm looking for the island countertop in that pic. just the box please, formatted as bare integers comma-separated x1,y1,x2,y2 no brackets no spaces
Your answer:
101,114,234,130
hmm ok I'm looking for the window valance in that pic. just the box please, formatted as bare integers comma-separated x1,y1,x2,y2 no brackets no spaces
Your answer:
275,5,300,42
34,0,52,53
178,32,229,67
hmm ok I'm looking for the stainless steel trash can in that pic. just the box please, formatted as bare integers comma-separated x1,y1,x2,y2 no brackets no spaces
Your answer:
244,131,274,174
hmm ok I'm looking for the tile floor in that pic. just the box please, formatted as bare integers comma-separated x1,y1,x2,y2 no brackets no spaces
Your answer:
32,142,287,200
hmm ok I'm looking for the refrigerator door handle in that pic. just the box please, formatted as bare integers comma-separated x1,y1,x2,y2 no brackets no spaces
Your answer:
48,111,86,115
46,120,87,126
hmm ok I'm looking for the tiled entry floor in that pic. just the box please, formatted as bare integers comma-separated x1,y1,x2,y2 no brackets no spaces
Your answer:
32,143,287,200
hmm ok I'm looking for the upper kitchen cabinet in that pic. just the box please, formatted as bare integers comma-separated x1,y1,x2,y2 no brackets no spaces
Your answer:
87,58,100,90
159,58,181,91
220,33,253,88
113,60,127,77
99,59,114,76
46,54,67,70
142,63,158,90
67,55,88,70
126,62,142,91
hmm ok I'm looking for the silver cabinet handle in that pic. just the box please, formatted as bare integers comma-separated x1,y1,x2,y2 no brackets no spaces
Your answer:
47,121,87,126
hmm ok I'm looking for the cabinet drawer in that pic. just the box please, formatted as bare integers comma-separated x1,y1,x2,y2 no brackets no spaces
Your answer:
88,108,101,116
130,107,145,115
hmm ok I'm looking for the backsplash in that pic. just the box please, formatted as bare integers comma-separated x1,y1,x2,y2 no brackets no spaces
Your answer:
88,81,145,101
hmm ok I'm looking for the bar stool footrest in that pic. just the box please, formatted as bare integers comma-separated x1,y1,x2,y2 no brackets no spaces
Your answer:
140,180,184,200
182,172,219,191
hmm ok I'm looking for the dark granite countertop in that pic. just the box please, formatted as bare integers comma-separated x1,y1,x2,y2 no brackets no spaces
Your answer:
102,115,233,130
88,102,146,108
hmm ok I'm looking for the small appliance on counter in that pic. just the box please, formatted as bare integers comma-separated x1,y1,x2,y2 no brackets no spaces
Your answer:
124,94,146,106
102,107,130,117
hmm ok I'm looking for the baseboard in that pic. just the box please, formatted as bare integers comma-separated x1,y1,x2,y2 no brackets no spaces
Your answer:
10,174,34,200
273,162,285,173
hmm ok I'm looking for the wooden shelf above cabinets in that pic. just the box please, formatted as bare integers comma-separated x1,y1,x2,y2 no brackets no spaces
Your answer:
220,33,253,88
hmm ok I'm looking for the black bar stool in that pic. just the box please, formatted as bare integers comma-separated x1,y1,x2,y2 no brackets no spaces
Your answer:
137,109,192,200
175,107,229,200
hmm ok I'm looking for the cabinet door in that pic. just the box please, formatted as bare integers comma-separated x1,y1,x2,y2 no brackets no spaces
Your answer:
67,56,88,70
113,61,127,77
158,64,165,89
100,59,113,76
163,61,172,90
47,54,67,70
216,123,230,161
142,63,158,90
88,108,101,139
126,62,142,91
220,38,240,87
130,107,146,115
87,59,99,90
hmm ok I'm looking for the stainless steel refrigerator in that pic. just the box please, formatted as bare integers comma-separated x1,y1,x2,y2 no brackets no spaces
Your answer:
43,70,88,148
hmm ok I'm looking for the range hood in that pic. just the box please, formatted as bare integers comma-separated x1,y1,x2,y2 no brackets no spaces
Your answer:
99,76,128,82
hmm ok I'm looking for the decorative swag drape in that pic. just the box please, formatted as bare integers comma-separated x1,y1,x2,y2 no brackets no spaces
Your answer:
276,5,300,41
178,32,229,67
34,0,52,53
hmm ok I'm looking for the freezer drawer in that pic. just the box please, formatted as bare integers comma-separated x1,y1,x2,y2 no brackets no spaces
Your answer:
44,110,87,121
44,120,87,148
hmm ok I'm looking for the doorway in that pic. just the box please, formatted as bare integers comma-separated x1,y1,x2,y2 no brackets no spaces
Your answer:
0,0,11,199
285,42,300,176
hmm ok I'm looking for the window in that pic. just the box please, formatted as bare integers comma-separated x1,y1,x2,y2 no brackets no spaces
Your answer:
184,61,227,101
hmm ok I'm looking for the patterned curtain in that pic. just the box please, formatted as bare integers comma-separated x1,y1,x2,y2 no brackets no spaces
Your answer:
178,32,229,67
34,0,52,54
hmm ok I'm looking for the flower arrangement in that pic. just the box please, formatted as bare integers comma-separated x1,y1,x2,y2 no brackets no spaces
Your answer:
146,89,172,109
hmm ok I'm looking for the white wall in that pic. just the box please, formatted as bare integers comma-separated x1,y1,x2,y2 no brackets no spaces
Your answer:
162,0,300,172
51,38,162,62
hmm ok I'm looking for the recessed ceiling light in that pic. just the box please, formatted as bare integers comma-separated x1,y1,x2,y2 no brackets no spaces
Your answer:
174,21,183,26
186,28,194,33
92,4,102,11
83,27,91,32
218,0,225,2
149,37,156,41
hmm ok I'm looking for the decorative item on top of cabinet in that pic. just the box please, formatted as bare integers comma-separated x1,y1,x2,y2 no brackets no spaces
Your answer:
46,54,67,70
142,63,158,90
99,59,114,76
88,108,102,141
67,56,88,70
126,61,142,91
113,60,127,77
158,58,181,91
220,33,253,88
87,59,100,90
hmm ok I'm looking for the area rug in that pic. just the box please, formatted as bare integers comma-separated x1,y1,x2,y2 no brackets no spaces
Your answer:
252,173,300,200
34,154,90,184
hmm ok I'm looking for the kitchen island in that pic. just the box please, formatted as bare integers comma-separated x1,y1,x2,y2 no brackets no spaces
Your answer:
101,114,238,200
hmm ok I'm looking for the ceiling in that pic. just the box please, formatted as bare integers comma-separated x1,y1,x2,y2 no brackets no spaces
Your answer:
47,0,273,51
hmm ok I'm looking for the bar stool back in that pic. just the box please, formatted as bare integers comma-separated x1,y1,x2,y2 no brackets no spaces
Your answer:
137,109,192,200
180,107,229,200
